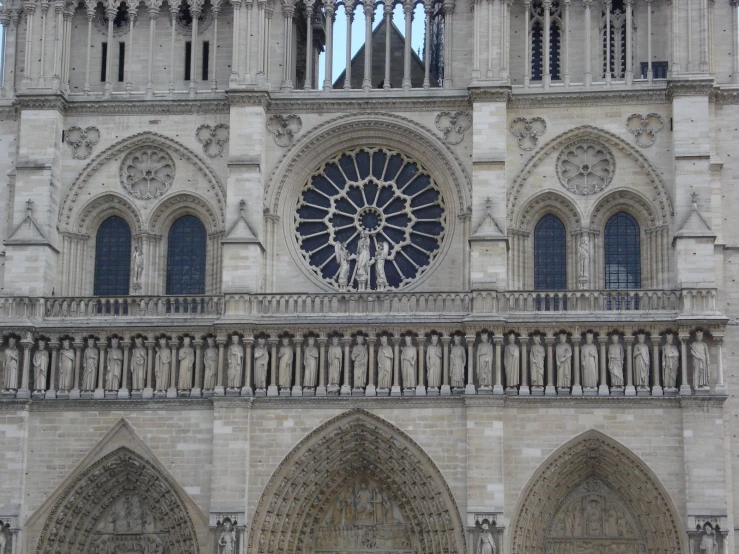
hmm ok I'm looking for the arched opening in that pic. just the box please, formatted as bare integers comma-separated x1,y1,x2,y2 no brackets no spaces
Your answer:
166,215,207,295
509,430,685,554
93,215,132,296
248,409,466,553
604,211,641,289
534,214,566,290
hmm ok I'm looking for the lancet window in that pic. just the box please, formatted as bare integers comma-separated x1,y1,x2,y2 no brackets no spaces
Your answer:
530,0,562,81
534,214,567,290
604,211,641,289
93,216,132,296
166,215,207,295
601,0,634,79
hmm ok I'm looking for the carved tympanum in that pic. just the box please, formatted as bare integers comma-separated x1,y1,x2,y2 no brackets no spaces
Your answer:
626,113,664,148
65,126,100,159
435,111,472,145
120,147,176,200
89,493,167,554
196,124,229,157
556,140,615,195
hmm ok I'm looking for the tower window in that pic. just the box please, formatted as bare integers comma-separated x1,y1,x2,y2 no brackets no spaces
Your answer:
118,42,125,82
202,41,209,81
185,41,192,81
101,42,108,82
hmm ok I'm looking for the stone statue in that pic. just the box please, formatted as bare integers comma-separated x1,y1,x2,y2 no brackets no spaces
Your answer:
401,336,417,388
254,337,269,389
581,333,598,388
218,519,237,554
203,337,218,390
3,337,19,391
476,332,493,388
530,334,545,387
691,330,711,389
477,522,496,554
633,333,650,388
426,334,442,388
59,339,75,391
351,336,368,388
375,240,388,291
278,337,293,389
355,230,371,291
328,336,343,386
227,335,244,389
0,525,6,554
699,522,718,554
336,242,351,291
33,339,49,392
579,235,589,279
504,333,520,388
131,337,146,391
450,335,466,388
133,245,144,285
178,337,194,390
607,334,624,387
154,337,171,391
105,337,123,391
663,333,679,389
303,336,319,388
556,334,572,388
377,335,393,389
82,338,99,391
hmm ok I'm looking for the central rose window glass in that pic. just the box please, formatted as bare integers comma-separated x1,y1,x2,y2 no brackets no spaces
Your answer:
295,147,447,291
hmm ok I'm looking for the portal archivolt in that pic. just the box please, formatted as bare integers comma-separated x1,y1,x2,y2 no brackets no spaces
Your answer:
248,409,466,554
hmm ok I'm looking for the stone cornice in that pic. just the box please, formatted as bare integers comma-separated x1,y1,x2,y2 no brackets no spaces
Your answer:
226,90,271,108
264,92,472,114
668,78,715,98
468,87,511,103
509,88,669,108
27,398,214,411
13,93,230,116
14,92,66,112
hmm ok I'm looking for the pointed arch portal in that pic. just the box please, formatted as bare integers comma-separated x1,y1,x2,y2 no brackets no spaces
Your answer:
248,409,466,554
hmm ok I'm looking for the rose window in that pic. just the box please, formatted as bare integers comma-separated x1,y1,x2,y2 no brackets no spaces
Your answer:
120,147,175,200
295,148,447,291
556,140,615,195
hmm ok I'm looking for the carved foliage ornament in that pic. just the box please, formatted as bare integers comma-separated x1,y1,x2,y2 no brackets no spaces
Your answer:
196,123,229,157
267,114,302,147
626,113,664,147
556,139,615,195
65,126,100,159
435,111,472,145
510,116,547,150
120,146,176,200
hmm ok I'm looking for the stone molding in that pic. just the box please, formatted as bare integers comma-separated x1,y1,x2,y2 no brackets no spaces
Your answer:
508,88,669,108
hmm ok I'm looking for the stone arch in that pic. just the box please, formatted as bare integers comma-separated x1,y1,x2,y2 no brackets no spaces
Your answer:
507,125,673,226
58,131,226,233
248,409,466,554
148,191,223,235
509,429,685,554
513,189,584,233
588,187,661,230
75,192,144,235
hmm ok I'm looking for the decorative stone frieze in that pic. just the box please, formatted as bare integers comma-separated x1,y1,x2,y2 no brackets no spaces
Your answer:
64,125,100,159
626,113,664,147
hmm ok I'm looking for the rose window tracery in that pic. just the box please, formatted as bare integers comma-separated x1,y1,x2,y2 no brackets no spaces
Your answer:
120,147,175,200
556,140,615,195
295,148,446,291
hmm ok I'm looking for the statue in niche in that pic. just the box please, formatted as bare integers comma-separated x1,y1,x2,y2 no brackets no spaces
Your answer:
303,336,318,388
477,522,496,554
608,334,624,387
581,333,598,388
218,518,237,554
336,242,351,291
178,337,195,390
328,336,343,386
579,235,589,279
585,499,601,536
426,334,442,388
105,337,123,391
355,230,371,292
254,337,269,389
692,330,711,388
203,336,218,390
154,337,171,391
556,334,571,388
377,335,393,389
33,339,49,392
450,335,466,388
82,338,99,391
59,339,75,391
633,333,650,388
351,335,368,388
278,337,293,389
477,332,493,388
699,522,718,554
375,240,388,291
355,479,374,522
530,334,545,387
663,333,679,389
504,333,520,388
401,336,417,388
133,245,144,285
131,337,147,391
228,335,244,389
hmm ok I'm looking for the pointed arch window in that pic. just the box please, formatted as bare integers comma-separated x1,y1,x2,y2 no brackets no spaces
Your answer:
94,216,132,296
604,212,641,289
602,0,634,78
534,214,567,290
166,215,207,295
530,0,562,81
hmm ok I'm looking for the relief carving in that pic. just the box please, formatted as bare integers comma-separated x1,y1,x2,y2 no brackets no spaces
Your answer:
691,330,711,389
196,123,230,158
556,140,615,195
626,113,664,148
89,493,166,554
4,337,20,391
65,126,101,159
33,338,49,393
510,116,547,151
120,146,176,200
435,111,472,145
266,114,303,147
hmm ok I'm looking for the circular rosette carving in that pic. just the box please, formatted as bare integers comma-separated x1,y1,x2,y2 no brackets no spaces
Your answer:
294,147,447,291
120,147,176,200
556,140,615,195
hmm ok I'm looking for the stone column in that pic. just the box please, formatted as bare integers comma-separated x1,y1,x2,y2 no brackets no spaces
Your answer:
486,0,495,78
572,335,582,395
168,3,177,92
472,0,481,79
189,3,201,96
303,0,315,89
441,334,451,396
267,338,279,396
21,2,36,89
523,0,530,86
366,336,377,397
61,4,72,90
46,339,59,399
125,6,135,93
545,334,556,396
230,0,241,85
651,334,663,396
442,0,453,87
70,340,83,399
51,0,63,89
625,0,633,83
423,2,432,87
598,335,609,396
242,336,254,396
16,337,31,399
625,335,635,396
493,334,504,394
583,0,592,86
382,0,391,89
416,335,426,396
402,0,412,89
562,0,570,84
292,336,303,396
143,340,154,398
391,334,402,396
322,0,335,89
465,334,476,394
362,1,373,90
715,334,727,394
340,337,352,396
167,339,178,398
94,342,106,399
210,4,220,91
519,336,530,395
215,337,227,396
146,5,159,97
119,340,131,399
543,0,551,87
192,339,204,397
679,333,691,395
316,335,327,396
104,4,115,96
343,0,354,89
280,0,295,90
604,0,611,83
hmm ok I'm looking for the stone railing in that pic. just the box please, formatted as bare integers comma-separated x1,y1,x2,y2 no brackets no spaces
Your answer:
40,296,224,319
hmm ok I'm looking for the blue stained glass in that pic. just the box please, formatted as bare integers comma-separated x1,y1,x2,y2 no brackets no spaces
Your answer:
605,212,641,289
534,214,567,290
94,216,132,296
166,215,207,295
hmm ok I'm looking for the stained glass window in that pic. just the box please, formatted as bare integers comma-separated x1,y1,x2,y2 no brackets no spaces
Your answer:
166,215,207,295
93,216,132,296
534,214,566,290
605,212,641,289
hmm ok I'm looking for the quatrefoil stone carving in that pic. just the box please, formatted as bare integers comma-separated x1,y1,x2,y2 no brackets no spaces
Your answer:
196,123,230,157
510,117,547,151
626,113,664,147
435,111,472,145
266,115,303,147
65,126,101,159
